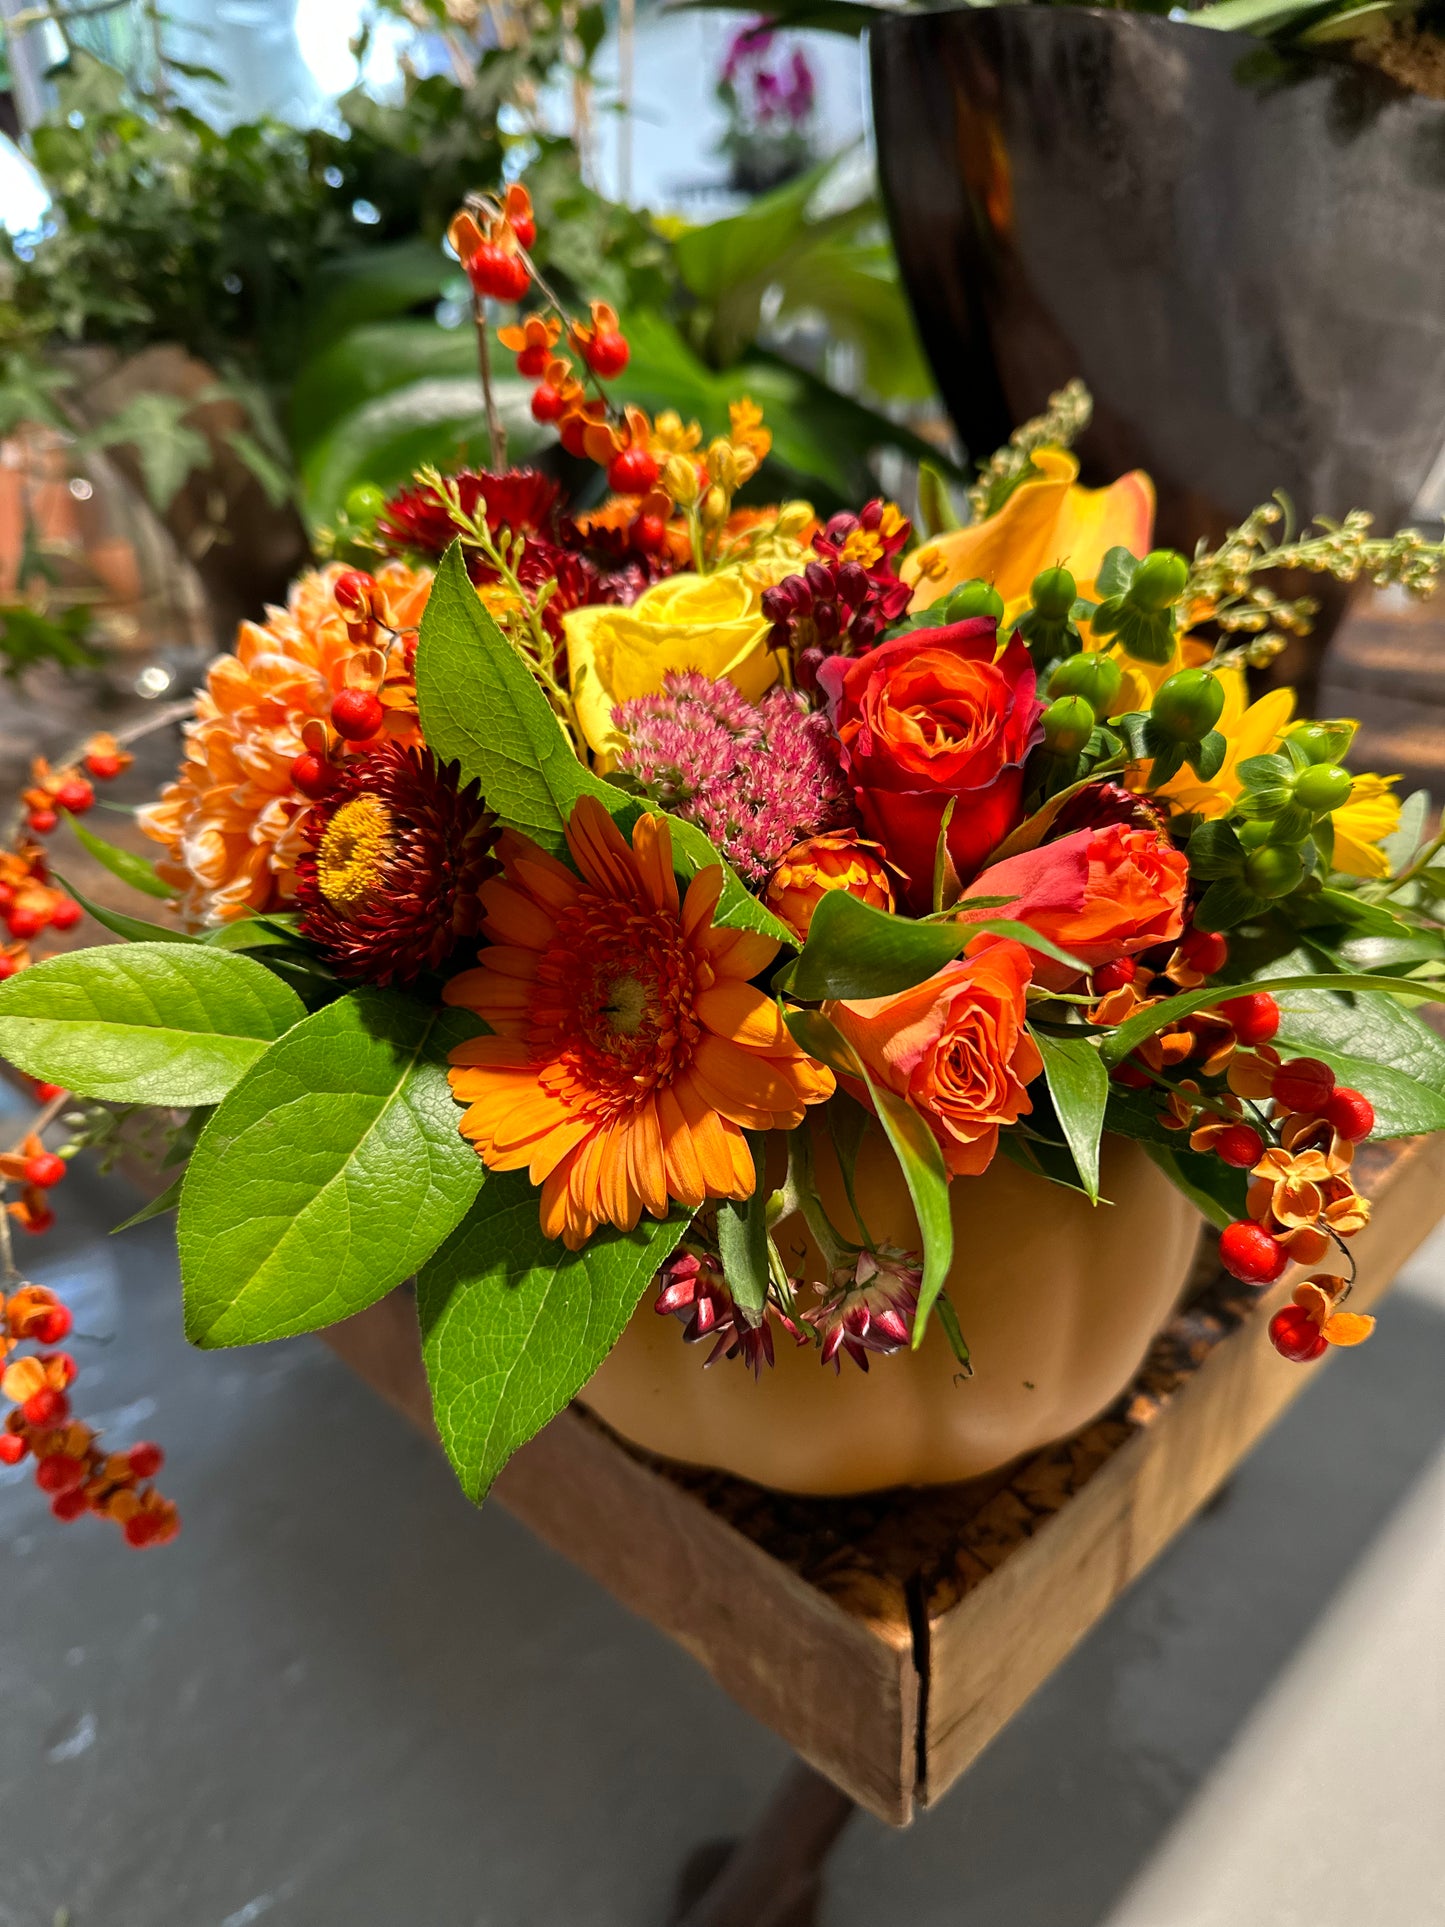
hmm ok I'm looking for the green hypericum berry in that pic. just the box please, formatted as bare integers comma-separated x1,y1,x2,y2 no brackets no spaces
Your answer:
1150,668,1224,742
1288,720,1355,765
1244,844,1305,898
1048,651,1122,717
344,482,387,526
1292,763,1355,814
1041,694,1096,755
943,579,1005,622
1128,550,1190,612
1030,565,1076,619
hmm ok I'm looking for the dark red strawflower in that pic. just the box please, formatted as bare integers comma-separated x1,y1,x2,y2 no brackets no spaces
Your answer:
375,469,563,559
654,1249,802,1377
805,1247,919,1373
295,741,497,987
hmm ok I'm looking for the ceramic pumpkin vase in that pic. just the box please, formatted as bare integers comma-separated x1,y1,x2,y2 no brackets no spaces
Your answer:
581,1128,1201,1495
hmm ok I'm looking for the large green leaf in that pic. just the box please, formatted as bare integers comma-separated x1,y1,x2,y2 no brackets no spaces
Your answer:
1100,972,1445,1069
0,944,303,1106
416,1172,691,1502
781,890,965,1000
298,237,453,359
1034,1029,1108,1204
1271,986,1445,1139
414,543,794,946
179,990,485,1347
785,1008,953,1344
299,374,544,529
290,316,477,460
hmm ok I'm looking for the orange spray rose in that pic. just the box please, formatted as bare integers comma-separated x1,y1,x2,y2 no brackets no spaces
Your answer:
826,941,1041,1177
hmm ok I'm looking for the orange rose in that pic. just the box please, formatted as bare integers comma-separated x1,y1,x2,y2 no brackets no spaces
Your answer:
764,832,894,939
959,823,1187,989
826,941,1041,1177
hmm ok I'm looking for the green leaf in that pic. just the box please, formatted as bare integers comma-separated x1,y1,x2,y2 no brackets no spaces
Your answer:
1139,1142,1245,1231
1381,788,1431,874
1269,984,1445,1138
416,543,792,946
784,1009,952,1343
64,811,172,898
0,944,304,1106
962,917,1089,977
1101,971,1445,1070
781,888,965,1000
112,1174,184,1233
1095,547,1141,598
1194,878,1267,933
1033,1029,1108,1203
81,391,209,512
716,1131,770,1316
50,873,197,947
1187,731,1227,782
416,1173,691,1503
179,991,485,1347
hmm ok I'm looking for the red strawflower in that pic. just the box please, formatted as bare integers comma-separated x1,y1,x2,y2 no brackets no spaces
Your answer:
654,1248,802,1377
375,469,563,559
295,742,497,986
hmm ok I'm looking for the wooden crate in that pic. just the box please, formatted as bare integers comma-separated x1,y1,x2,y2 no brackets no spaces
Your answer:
324,1126,1445,1827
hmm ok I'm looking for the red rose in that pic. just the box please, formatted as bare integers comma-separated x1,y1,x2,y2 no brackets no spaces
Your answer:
817,619,1042,913
959,822,1188,988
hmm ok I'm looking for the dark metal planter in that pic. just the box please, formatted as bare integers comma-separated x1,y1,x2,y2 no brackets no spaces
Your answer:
870,5,1445,553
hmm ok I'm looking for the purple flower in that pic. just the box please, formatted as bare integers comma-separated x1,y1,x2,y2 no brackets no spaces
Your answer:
611,672,856,888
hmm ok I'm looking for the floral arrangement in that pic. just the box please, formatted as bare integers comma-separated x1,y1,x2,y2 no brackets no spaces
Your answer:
3,180,1445,1531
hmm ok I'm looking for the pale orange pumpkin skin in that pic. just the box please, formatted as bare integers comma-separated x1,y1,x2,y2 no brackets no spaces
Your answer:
581,1132,1201,1494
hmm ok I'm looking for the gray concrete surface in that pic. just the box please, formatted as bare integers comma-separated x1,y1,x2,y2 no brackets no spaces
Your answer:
2,1070,1443,1927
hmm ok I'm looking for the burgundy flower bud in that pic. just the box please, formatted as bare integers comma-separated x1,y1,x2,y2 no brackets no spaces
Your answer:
804,559,834,599
835,560,870,608
813,600,840,642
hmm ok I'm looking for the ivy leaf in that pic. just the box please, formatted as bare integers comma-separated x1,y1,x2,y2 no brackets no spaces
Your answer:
64,811,172,898
80,391,210,512
415,542,791,946
179,991,485,1347
1033,1028,1107,1203
416,1171,691,1503
0,944,303,1105
784,1008,953,1343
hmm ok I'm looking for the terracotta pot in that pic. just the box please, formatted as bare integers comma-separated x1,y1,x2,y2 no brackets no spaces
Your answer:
581,1131,1201,1494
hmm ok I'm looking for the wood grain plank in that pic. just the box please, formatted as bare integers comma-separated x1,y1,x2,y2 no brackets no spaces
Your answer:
917,1128,1445,1806
321,1290,920,1826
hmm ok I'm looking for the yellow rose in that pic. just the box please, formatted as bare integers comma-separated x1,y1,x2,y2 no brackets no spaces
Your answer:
565,568,779,757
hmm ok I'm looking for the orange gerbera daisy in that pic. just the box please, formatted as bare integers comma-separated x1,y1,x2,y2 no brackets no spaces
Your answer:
444,796,834,1248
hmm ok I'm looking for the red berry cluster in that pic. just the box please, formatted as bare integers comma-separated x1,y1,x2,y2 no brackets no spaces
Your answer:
450,183,536,303
0,1285,178,1547
287,571,418,804
0,1129,67,1236
761,503,914,691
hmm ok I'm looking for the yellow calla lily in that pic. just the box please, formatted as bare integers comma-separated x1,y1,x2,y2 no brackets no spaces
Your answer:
902,447,1156,621
565,568,780,758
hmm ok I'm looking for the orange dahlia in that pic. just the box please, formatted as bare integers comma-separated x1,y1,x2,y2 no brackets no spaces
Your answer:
443,796,834,1248
138,562,429,925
